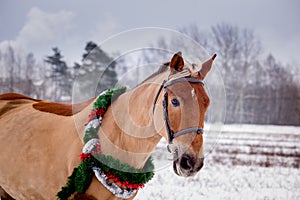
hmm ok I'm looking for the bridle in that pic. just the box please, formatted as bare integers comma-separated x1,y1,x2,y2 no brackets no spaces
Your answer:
152,77,205,151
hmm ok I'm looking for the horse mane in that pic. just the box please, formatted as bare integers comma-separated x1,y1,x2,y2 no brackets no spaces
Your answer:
0,93,94,116
139,62,170,85
32,99,94,116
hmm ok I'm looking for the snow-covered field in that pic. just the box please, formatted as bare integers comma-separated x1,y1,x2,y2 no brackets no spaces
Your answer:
136,124,300,200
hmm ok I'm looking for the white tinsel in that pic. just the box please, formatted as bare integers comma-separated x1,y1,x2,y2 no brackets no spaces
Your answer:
82,139,100,154
85,118,101,132
93,167,136,199
83,88,136,199
99,90,108,96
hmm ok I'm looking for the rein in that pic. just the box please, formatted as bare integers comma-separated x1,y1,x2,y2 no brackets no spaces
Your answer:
152,77,205,148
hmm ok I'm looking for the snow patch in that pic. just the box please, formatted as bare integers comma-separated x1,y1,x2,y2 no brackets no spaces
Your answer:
137,125,300,199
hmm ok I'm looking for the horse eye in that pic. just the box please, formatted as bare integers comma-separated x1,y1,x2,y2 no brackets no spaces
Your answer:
171,98,180,107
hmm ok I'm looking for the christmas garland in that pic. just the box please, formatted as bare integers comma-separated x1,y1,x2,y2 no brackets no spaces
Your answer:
57,86,155,200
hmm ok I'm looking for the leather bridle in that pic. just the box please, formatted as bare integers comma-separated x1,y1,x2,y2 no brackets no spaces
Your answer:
152,77,205,149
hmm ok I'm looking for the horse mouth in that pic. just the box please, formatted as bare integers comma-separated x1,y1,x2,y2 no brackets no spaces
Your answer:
173,160,184,176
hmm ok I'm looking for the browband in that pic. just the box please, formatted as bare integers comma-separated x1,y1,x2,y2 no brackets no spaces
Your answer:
152,78,204,114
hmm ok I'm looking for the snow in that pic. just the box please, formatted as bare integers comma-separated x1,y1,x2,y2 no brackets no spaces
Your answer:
136,165,300,200
135,124,300,200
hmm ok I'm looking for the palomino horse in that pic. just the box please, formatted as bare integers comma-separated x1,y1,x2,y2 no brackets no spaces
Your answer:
0,52,216,200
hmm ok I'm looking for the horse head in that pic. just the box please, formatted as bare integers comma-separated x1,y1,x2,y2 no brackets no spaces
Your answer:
155,52,216,177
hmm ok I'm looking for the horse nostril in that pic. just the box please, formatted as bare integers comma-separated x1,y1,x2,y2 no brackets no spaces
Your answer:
180,155,194,170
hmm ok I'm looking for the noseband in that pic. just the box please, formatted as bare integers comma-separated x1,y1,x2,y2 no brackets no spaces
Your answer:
152,77,205,147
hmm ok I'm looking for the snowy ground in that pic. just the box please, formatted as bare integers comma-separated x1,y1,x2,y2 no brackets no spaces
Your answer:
136,124,300,200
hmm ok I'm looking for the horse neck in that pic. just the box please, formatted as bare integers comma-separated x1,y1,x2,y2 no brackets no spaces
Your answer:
73,99,95,140
100,72,169,169
74,71,168,169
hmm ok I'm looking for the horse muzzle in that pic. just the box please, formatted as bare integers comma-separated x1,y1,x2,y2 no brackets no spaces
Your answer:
173,153,204,177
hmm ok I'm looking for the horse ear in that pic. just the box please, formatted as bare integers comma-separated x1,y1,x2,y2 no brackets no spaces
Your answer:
199,54,216,79
170,52,184,74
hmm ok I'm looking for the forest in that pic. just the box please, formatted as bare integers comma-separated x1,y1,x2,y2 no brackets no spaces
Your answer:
0,23,299,125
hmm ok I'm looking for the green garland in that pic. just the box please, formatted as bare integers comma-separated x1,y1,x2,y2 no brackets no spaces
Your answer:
93,86,126,110
94,154,154,184
83,127,98,144
57,86,155,200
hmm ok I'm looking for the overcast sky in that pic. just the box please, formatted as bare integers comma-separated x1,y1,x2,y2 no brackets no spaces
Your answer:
0,0,299,65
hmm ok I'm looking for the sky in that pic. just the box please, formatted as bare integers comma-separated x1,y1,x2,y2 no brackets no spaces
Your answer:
0,0,299,65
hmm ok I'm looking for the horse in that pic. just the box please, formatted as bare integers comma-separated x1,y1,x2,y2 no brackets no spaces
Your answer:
0,52,216,200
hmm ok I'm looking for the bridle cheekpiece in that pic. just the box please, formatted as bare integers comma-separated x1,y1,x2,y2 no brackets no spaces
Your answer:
152,76,205,151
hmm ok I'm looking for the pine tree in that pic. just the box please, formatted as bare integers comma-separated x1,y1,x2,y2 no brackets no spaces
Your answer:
44,47,71,101
45,47,67,75
75,41,118,100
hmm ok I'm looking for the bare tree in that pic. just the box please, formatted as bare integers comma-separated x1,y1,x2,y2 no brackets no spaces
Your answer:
5,45,16,92
207,24,262,123
144,23,300,125
23,53,35,96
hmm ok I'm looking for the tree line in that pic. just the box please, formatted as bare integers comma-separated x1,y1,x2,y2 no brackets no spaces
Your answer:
0,41,118,102
197,24,299,125
0,23,299,125
151,23,300,125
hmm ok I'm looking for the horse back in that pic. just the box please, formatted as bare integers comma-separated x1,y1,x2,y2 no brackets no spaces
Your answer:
0,93,41,101
0,93,39,117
